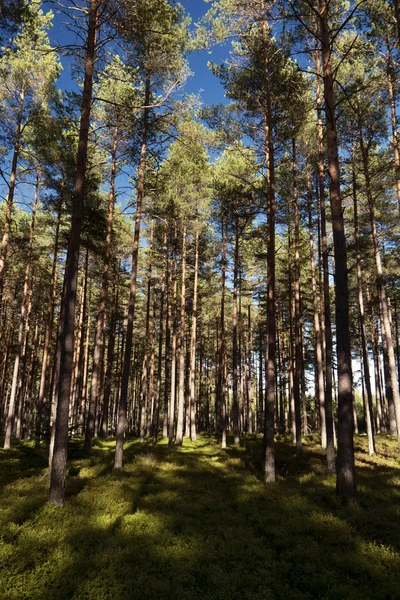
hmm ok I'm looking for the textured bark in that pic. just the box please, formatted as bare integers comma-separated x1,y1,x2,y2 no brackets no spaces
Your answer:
114,76,150,469
50,0,99,506
319,0,355,500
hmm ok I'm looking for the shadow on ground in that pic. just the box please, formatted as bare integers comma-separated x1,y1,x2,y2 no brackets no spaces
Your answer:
1,434,399,600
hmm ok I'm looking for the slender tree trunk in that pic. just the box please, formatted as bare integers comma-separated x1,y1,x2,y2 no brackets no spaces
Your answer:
220,220,227,449
50,0,99,506
315,48,336,473
352,154,375,455
100,266,118,438
386,54,400,215
114,76,150,469
139,225,153,442
189,228,199,441
261,12,276,483
319,0,355,500
293,137,302,456
163,245,171,439
85,124,118,454
4,171,37,449
36,195,63,444
307,168,325,455
168,223,178,447
359,131,400,445
176,219,187,446
0,89,24,307
153,222,167,442
232,210,240,445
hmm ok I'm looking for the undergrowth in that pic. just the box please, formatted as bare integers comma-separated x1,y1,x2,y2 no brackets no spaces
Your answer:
0,434,399,600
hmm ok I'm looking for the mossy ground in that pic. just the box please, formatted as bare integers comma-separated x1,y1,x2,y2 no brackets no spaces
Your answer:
0,434,399,600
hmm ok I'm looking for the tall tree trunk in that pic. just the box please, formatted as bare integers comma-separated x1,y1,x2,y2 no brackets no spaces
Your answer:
232,210,240,445
359,130,400,445
315,48,336,473
189,228,199,441
153,222,167,442
36,194,63,445
84,124,118,454
352,154,375,456
114,75,150,469
307,167,325,454
100,265,119,438
176,218,187,446
293,137,302,456
386,52,400,215
168,223,178,447
50,0,99,507
4,171,37,449
261,12,276,483
0,89,24,306
220,220,227,449
319,0,355,500
139,224,153,442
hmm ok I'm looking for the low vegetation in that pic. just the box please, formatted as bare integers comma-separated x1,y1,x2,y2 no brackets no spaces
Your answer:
1,435,399,600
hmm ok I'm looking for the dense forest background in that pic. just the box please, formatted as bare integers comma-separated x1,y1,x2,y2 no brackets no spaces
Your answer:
0,0,399,511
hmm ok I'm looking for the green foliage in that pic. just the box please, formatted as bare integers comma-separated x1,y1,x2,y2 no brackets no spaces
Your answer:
1,435,400,599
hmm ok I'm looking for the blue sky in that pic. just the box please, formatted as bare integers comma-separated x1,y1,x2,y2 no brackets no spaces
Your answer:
46,0,230,109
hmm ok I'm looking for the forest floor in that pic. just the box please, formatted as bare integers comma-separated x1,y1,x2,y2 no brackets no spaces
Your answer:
1,434,400,600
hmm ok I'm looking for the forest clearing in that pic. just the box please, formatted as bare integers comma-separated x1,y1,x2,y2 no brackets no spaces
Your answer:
1,434,400,600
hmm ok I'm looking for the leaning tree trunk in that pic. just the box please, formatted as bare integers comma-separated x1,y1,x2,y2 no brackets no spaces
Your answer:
50,0,99,507
114,75,150,469
319,0,355,501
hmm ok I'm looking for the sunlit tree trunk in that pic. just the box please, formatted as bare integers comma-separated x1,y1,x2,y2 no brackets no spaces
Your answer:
176,218,187,446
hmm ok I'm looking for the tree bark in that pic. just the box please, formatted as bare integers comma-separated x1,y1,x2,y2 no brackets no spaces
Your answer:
176,218,187,446
319,0,355,500
189,228,199,441
114,75,150,469
50,0,99,506
84,124,118,454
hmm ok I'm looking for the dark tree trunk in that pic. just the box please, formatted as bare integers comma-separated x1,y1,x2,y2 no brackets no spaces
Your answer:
50,0,99,507
319,0,355,500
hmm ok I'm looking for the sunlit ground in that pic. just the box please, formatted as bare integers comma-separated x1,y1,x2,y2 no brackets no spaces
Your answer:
1,434,399,599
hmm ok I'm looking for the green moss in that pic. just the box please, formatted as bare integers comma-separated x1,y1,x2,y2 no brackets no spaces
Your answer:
0,434,399,599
